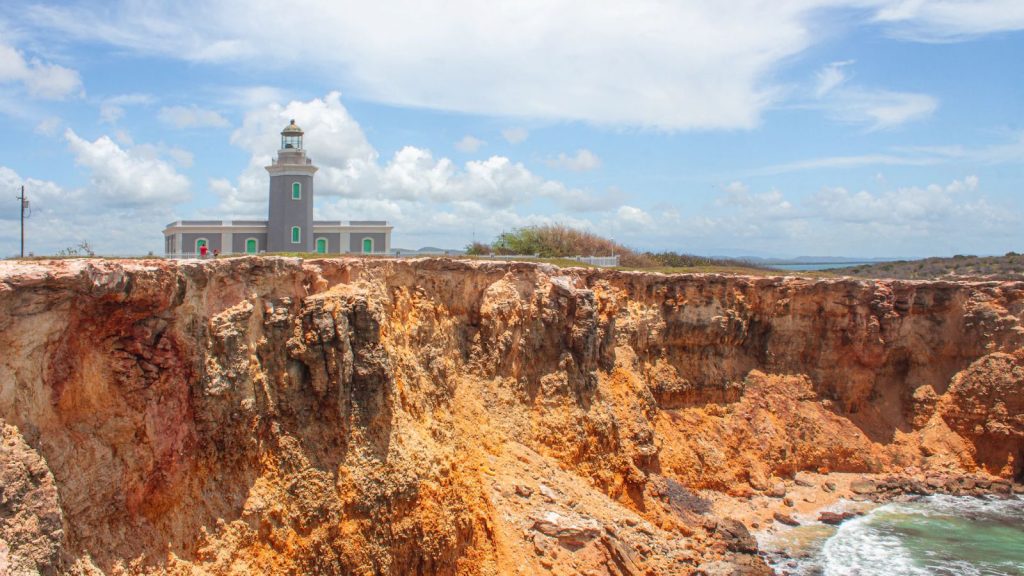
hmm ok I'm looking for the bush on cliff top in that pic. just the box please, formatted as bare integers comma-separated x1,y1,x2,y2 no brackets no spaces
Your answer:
465,224,756,269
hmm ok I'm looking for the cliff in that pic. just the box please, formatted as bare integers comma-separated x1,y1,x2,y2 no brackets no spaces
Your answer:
0,257,1021,575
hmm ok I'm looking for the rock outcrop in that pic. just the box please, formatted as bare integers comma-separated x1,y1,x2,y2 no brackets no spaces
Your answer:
0,257,1021,575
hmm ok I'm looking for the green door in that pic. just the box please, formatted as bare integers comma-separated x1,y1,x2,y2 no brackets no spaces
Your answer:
196,239,207,252
362,238,373,253
246,239,257,254
316,238,327,254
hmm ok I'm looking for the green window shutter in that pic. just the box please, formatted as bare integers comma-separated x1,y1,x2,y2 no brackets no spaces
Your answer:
291,227,300,243
292,182,301,199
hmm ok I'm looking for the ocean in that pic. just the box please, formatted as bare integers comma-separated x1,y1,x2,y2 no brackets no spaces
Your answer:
764,262,880,272
760,495,1024,575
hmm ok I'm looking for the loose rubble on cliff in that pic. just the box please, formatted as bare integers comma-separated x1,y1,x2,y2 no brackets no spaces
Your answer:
0,257,1021,575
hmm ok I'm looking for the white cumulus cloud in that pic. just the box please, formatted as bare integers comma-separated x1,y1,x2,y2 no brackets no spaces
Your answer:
64,128,191,205
98,93,155,124
0,42,82,100
680,175,1019,257
546,149,601,172
0,163,181,257
501,127,529,144
158,105,230,129
208,92,630,250
454,135,485,153
616,205,654,228
34,116,61,136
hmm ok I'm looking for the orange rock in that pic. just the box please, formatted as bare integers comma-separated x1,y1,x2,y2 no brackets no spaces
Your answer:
0,257,1018,575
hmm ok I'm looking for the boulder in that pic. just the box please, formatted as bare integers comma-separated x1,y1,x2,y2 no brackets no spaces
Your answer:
850,479,877,495
794,472,816,487
717,519,758,554
515,485,534,498
773,512,799,526
991,480,1012,494
531,512,601,546
818,511,859,525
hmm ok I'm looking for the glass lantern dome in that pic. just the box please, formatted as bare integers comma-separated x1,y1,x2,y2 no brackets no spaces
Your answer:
281,119,303,150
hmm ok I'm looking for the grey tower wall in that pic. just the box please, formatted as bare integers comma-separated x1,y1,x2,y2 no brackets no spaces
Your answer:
267,171,315,252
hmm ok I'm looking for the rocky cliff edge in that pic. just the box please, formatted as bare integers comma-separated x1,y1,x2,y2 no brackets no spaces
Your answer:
0,257,1021,575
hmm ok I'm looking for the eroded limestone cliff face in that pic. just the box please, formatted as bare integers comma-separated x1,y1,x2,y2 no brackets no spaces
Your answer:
0,257,1021,575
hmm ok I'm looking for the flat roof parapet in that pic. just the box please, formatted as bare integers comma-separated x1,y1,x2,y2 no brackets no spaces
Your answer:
166,220,269,227
164,219,387,229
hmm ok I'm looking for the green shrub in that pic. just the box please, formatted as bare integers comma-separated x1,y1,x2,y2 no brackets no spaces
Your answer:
469,224,760,270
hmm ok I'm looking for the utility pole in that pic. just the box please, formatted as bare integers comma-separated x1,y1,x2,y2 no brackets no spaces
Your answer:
17,185,27,257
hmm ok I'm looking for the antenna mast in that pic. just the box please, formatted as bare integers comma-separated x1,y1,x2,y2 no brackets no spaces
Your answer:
17,185,27,257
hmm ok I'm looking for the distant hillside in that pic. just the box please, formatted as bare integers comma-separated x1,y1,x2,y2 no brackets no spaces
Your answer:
833,253,1024,281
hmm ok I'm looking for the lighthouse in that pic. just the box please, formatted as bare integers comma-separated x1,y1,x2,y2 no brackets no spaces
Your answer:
163,119,391,257
266,119,317,252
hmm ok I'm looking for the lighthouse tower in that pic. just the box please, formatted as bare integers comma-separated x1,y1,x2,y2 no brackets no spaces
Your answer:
266,119,318,252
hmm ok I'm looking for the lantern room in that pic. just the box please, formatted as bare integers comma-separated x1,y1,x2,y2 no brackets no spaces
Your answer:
281,119,303,150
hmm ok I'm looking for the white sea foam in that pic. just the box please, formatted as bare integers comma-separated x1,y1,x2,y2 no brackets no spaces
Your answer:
763,495,1024,575
820,509,931,576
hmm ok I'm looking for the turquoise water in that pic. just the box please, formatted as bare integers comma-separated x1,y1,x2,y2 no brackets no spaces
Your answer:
762,496,1024,575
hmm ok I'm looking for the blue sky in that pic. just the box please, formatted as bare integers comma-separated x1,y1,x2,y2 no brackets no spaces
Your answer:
1,1,1022,258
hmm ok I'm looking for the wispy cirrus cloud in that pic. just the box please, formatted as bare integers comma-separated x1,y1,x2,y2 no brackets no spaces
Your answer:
874,0,1024,41
750,131,1024,176
808,60,938,130
12,1,1022,131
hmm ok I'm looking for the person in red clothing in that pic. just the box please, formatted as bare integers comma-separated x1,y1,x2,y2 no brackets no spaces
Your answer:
200,243,208,258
